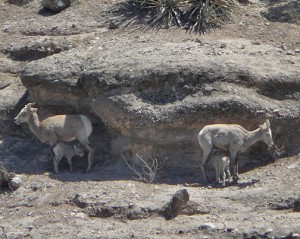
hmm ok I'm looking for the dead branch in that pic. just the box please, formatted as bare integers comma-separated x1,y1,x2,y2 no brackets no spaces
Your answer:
121,153,164,183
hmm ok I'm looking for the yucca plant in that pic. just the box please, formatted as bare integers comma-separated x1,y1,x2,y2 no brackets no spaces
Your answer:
108,0,237,34
185,0,236,34
109,0,149,28
140,0,186,30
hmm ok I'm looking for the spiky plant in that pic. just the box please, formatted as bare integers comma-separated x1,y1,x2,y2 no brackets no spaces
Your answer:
185,0,237,34
141,0,186,30
108,0,237,34
109,0,149,28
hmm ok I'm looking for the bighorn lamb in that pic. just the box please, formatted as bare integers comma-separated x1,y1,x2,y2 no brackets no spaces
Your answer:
14,103,94,173
53,142,85,174
198,120,274,183
210,149,231,186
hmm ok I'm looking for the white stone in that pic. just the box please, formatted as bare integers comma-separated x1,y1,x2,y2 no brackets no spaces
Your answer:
9,176,22,189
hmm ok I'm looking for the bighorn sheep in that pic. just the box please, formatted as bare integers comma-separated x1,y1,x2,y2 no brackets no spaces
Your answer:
53,142,85,174
14,103,94,173
210,149,231,186
198,120,274,183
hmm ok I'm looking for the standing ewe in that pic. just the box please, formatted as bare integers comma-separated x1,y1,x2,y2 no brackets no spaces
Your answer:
53,142,85,174
198,120,274,184
14,103,94,173
210,149,231,186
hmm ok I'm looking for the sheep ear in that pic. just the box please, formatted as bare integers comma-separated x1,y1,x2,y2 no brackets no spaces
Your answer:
259,124,265,131
26,102,36,108
260,120,269,131
266,119,270,128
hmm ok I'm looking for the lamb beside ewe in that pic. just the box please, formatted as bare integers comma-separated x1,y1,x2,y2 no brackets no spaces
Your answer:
210,149,231,186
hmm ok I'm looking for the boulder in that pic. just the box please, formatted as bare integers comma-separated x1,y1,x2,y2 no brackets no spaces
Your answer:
160,189,190,220
41,0,71,13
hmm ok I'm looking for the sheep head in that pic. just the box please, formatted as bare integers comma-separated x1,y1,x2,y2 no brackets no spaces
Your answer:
73,144,85,157
14,102,37,125
259,119,274,148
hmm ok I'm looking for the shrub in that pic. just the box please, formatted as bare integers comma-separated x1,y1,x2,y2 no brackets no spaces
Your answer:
122,153,164,183
109,0,238,34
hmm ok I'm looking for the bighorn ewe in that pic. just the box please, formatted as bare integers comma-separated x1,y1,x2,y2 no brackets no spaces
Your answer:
198,120,274,183
14,103,94,173
53,142,85,174
210,149,231,186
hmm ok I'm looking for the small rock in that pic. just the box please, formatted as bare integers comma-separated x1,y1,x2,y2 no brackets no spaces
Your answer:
286,232,300,239
194,38,201,43
9,176,21,189
25,225,34,230
252,41,261,45
264,228,273,235
72,194,89,208
182,85,190,92
74,212,86,219
204,86,214,93
220,43,227,49
26,183,40,191
108,21,118,30
281,45,287,50
199,223,217,230
287,51,295,56
3,26,10,33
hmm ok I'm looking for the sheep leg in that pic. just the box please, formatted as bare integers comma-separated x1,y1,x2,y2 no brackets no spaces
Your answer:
79,139,94,173
198,133,213,184
215,164,220,184
222,171,226,187
53,155,60,174
229,149,239,183
200,151,211,184
66,156,73,173
226,168,231,184
233,157,240,183
85,142,94,173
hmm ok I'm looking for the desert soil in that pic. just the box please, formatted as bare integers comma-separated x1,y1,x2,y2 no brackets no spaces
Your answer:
0,0,300,238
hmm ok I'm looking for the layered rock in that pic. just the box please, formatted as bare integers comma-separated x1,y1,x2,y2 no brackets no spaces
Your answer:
17,38,300,180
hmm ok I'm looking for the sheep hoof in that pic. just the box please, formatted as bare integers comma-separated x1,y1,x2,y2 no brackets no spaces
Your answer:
232,178,239,184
